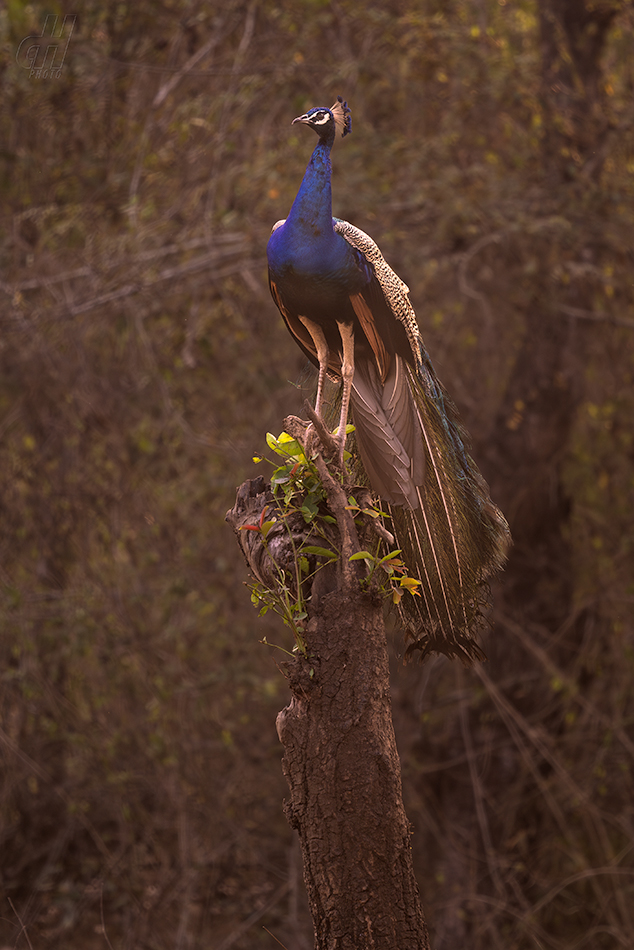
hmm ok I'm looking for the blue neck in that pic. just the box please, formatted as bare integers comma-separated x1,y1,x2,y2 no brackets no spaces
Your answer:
285,137,335,242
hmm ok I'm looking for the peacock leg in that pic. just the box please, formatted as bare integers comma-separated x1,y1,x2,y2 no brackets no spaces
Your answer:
336,321,355,466
298,315,329,417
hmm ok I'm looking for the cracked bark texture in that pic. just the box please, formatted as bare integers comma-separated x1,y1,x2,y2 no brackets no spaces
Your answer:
227,466,430,950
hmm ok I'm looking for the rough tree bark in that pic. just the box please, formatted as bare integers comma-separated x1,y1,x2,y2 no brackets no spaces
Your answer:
226,417,430,950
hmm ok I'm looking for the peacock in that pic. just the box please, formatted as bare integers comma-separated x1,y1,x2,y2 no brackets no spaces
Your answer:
266,97,511,662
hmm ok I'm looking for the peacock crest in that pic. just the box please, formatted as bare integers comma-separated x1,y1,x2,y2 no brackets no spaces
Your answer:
331,96,352,138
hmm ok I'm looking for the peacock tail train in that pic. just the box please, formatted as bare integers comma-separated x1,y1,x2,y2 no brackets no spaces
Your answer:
334,220,511,663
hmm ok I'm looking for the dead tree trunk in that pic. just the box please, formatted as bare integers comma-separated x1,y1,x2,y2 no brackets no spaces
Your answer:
227,420,430,950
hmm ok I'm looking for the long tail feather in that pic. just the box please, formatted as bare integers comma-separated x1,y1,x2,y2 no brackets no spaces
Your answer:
347,354,510,662
332,217,510,662
389,363,511,663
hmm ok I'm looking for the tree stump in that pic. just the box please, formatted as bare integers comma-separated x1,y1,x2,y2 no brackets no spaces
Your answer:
226,420,430,950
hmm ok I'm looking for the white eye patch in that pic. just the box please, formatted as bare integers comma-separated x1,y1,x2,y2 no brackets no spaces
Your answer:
311,112,331,125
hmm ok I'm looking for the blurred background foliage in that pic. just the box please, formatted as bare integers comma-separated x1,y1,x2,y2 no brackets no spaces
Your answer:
1,0,633,947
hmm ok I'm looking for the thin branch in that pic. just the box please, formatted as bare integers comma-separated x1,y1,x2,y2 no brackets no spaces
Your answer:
232,0,257,73
215,883,290,950
62,255,263,318
0,266,94,294
530,865,634,919
557,304,634,329
1,235,249,304
457,666,506,901
472,668,582,852
7,898,35,950
262,925,291,949
100,885,116,950
127,112,155,231
475,663,634,933
498,611,634,763
127,15,233,229
458,231,503,328
153,28,228,108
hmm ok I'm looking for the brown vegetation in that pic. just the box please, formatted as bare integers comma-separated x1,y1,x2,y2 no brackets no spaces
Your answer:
1,1,633,948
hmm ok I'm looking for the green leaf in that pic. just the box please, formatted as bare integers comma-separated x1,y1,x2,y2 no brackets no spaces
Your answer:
364,506,391,518
400,577,422,595
332,423,356,436
301,499,319,522
349,550,376,562
267,431,306,461
302,545,338,560
400,576,421,587
282,441,306,459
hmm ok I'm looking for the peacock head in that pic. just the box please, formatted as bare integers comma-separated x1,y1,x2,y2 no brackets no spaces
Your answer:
292,97,352,146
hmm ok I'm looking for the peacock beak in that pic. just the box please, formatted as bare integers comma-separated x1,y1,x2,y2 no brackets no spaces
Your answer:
292,114,311,126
